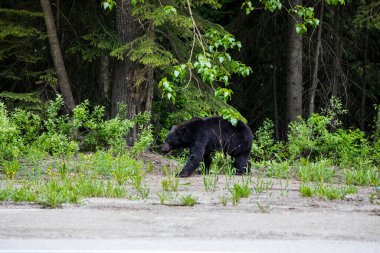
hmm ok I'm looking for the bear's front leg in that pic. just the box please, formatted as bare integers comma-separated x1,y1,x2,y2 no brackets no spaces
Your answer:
179,146,205,177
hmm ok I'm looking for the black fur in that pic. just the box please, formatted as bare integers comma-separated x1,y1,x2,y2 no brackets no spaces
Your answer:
162,116,253,177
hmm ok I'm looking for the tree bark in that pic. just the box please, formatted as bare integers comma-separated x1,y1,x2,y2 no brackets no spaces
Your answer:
112,0,154,143
99,54,110,101
40,0,75,112
360,29,368,131
286,0,303,123
332,7,342,98
273,14,279,140
308,1,324,116
112,0,140,118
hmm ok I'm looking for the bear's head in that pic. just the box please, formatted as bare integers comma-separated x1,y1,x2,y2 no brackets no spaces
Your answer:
162,117,203,153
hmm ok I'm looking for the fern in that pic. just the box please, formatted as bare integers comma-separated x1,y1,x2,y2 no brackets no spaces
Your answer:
0,92,42,103
0,7,46,86
354,1,380,30
111,35,178,67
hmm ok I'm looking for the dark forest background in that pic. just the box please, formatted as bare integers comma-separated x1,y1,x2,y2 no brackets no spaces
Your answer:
1,0,379,140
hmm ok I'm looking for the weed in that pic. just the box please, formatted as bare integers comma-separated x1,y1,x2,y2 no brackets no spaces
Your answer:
299,184,313,197
299,183,358,200
252,176,273,194
2,160,20,179
157,192,166,204
265,161,290,179
180,195,198,206
369,192,376,204
0,184,36,202
200,161,218,192
219,195,228,206
104,181,127,198
75,177,105,197
344,167,379,186
161,166,179,192
296,159,335,183
229,180,252,205
230,190,241,205
161,178,179,192
211,152,235,176
37,180,74,208
279,179,290,196
91,151,114,177
256,202,271,213
203,173,217,192
156,191,179,205
59,162,68,179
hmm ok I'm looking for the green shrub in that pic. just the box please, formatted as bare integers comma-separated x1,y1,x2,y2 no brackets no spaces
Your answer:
251,119,284,161
35,133,78,157
287,98,375,168
11,109,42,144
0,102,23,161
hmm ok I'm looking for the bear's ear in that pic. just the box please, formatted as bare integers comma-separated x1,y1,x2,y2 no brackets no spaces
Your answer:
171,125,177,131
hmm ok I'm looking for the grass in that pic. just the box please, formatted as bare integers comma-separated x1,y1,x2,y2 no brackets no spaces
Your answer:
0,149,149,207
1,143,377,208
252,176,273,194
200,162,218,192
2,160,20,180
180,195,198,206
343,167,380,186
219,195,228,206
295,159,335,183
299,183,358,200
156,191,179,205
161,165,179,192
229,180,252,205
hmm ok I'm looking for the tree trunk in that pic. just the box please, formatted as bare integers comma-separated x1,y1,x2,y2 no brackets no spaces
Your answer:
112,0,140,119
112,0,154,143
99,54,110,101
286,0,303,123
332,7,342,98
376,107,380,140
273,14,279,140
40,0,75,112
55,0,60,36
360,28,368,131
308,1,324,116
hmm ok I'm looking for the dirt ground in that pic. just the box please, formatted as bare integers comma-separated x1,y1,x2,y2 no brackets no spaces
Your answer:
1,154,380,252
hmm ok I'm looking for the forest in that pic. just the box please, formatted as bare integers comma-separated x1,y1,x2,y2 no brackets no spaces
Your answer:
0,0,379,207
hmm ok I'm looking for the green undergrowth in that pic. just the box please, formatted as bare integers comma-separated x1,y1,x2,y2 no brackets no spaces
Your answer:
250,99,379,201
0,96,153,207
1,97,379,207
0,150,150,207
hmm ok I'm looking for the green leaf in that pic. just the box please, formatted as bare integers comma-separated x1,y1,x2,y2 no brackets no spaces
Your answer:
102,2,109,9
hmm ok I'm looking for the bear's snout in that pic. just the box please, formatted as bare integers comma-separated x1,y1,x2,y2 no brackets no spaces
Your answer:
162,143,171,153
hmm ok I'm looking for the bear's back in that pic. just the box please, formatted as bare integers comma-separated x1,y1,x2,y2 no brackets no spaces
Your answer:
202,117,252,152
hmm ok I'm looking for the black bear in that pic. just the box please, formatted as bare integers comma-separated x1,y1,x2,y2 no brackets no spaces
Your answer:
162,116,253,177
